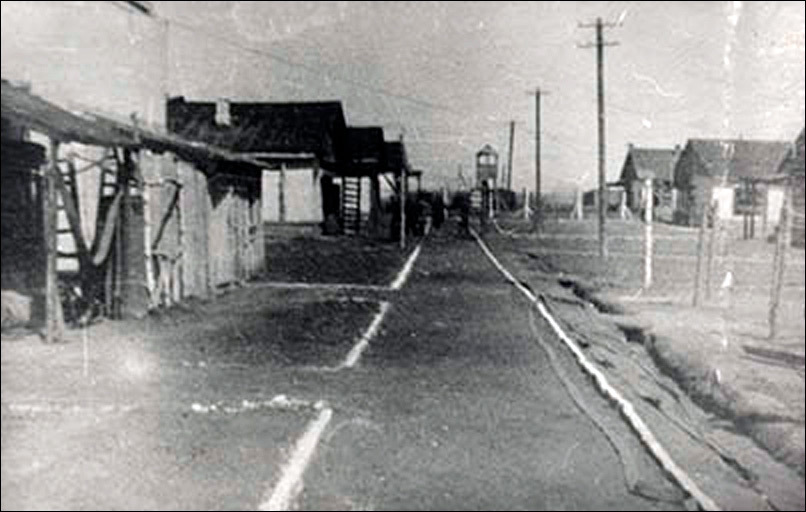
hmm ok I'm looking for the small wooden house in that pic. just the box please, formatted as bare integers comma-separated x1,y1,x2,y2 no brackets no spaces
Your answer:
617,144,681,222
672,138,791,228
780,129,805,247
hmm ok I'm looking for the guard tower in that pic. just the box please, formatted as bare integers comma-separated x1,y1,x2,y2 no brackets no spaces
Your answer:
476,144,498,185
476,144,499,218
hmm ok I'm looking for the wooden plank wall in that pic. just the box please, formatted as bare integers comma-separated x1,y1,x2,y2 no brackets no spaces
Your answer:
115,151,265,315
179,160,210,299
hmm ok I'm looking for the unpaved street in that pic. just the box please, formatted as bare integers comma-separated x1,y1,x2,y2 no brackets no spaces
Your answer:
4,225,694,511
297,226,686,510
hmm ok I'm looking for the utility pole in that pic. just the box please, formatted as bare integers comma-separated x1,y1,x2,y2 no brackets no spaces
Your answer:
579,17,619,259
506,120,515,192
534,88,542,232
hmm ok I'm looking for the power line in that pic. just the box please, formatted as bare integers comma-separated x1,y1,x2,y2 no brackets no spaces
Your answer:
163,15,466,115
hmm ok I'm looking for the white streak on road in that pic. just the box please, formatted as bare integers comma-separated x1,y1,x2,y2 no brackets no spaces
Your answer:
390,242,423,290
338,301,391,369
259,404,334,511
469,227,721,512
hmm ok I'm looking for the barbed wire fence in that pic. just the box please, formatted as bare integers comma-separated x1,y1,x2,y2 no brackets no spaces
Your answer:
492,179,805,341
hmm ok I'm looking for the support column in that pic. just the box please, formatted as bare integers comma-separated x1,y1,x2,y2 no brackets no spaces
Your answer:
44,139,64,343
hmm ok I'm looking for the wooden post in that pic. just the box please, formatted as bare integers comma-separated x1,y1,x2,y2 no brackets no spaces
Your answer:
534,89,543,232
491,178,497,219
692,201,709,307
399,167,407,250
44,139,64,343
175,171,184,304
761,183,769,238
507,120,515,192
139,152,155,311
769,180,792,339
742,179,750,240
279,163,286,223
523,187,530,220
643,178,653,289
750,181,757,239
370,173,380,235
706,201,719,300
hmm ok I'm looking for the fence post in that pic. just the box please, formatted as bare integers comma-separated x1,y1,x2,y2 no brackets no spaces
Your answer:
523,187,530,220
705,201,719,300
769,180,792,339
692,200,709,307
644,178,653,289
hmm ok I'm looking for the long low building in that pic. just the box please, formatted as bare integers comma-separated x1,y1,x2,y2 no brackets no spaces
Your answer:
1,80,267,339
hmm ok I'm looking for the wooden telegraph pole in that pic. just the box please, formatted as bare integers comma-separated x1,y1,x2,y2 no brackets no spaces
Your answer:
579,18,619,259
507,120,515,193
534,89,542,232
644,178,653,289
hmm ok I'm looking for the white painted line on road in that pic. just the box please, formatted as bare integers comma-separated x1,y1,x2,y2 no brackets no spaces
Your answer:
337,301,392,369
469,228,721,512
259,404,333,511
390,242,423,290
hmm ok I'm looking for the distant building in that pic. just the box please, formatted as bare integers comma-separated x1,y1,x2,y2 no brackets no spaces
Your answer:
617,144,681,222
672,138,791,227
780,128,805,247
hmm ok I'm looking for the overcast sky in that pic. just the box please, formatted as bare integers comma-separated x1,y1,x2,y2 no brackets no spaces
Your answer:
158,1,804,194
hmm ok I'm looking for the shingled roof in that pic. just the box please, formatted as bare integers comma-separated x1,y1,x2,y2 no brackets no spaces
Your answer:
685,138,791,181
793,128,805,175
344,126,386,176
620,146,680,182
167,97,348,170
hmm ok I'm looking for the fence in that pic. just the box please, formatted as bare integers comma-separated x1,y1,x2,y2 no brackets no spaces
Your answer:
494,180,805,340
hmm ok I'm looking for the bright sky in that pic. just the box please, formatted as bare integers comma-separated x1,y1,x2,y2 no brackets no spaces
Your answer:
140,2,806,193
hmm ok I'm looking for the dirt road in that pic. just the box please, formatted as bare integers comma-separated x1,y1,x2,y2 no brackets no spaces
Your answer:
3,225,694,510
296,226,685,510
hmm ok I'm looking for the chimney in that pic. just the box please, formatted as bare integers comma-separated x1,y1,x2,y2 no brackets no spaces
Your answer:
215,98,231,126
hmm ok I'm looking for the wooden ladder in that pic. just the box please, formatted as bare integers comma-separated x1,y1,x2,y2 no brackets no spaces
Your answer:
341,176,361,236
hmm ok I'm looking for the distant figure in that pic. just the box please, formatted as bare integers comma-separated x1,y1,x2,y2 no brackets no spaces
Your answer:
459,192,470,232
432,192,445,229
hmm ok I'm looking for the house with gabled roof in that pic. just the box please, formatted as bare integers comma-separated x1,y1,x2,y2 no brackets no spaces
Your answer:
672,138,792,228
617,144,681,221
779,128,805,247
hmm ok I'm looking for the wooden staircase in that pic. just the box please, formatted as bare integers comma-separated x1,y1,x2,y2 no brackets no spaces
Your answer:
341,176,361,235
